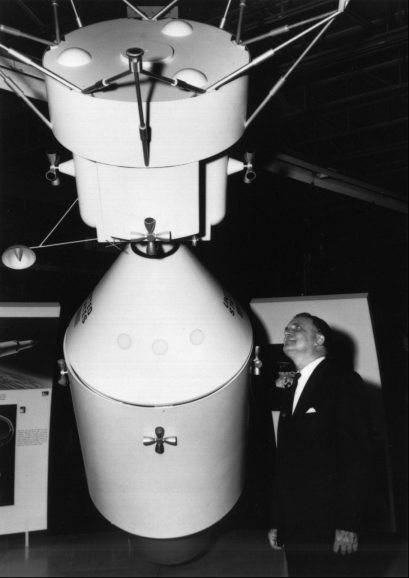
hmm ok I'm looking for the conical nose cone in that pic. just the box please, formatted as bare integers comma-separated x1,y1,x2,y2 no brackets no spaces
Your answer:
65,245,252,406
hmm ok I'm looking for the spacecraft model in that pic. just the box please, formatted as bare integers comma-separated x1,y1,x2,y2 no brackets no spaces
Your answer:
0,0,351,538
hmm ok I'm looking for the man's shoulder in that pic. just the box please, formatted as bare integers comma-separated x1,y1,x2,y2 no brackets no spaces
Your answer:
314,358,365,389
320,357,361,376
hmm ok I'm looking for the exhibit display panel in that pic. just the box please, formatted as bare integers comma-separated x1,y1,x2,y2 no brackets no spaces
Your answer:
0,303,60,536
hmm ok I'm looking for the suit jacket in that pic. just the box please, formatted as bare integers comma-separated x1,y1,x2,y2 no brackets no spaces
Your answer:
271,357,370,545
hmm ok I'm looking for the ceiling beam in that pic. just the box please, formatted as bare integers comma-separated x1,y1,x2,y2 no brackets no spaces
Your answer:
264,153,408,213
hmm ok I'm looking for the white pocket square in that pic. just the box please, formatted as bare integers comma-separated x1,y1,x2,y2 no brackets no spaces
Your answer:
306,407,317,414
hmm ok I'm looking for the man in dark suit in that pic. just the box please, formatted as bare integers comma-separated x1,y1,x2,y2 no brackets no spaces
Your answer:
267,312,370,576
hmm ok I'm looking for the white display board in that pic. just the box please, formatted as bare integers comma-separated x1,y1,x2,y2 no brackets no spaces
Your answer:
251,293,381,388
0,303,60,536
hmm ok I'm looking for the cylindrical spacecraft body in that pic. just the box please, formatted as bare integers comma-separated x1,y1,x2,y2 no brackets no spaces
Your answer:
42,19,250,241
63,245,253,538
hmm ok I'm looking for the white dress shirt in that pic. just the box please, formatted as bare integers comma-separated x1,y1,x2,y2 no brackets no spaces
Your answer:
292,356,326,413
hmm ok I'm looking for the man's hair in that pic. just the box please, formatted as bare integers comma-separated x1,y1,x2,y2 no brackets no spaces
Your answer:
294,312,333,352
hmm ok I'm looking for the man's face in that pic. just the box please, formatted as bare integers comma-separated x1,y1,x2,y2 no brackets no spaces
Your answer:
283,316,323,359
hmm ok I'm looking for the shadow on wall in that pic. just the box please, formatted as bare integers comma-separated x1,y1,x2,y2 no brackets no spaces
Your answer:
330,327,396,534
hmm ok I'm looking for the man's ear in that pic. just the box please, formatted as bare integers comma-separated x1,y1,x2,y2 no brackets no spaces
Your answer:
316,333,325,346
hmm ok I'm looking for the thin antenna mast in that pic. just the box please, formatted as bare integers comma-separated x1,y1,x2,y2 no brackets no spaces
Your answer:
151,0,179,21
219,0,233,29
206,11,338,91
245,18,337,128
0,24,55,46
0,42,81,91
0,69,52,130
35,199,79,248
235,0,246,44
121,0,149,20
69,0,83,28
242,11,335,46
51,0,61,43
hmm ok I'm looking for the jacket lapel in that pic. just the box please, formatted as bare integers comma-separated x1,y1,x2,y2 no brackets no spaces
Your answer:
292,358,328,418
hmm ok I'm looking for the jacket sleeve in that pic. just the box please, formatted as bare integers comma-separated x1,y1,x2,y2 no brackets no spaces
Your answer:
333,370,371,532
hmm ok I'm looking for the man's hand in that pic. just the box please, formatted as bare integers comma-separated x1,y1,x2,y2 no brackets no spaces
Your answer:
267,528,282,550
333,529,358,554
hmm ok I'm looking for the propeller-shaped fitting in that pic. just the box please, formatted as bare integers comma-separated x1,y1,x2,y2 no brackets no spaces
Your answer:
131,218,171,256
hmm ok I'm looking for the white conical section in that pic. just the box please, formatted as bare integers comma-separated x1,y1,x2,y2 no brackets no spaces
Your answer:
64,244,252,406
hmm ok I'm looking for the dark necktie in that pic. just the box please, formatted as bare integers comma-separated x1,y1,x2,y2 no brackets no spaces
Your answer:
277,372,301,447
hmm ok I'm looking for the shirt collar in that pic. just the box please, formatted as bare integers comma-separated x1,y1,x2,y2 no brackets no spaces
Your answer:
298,356,326,382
